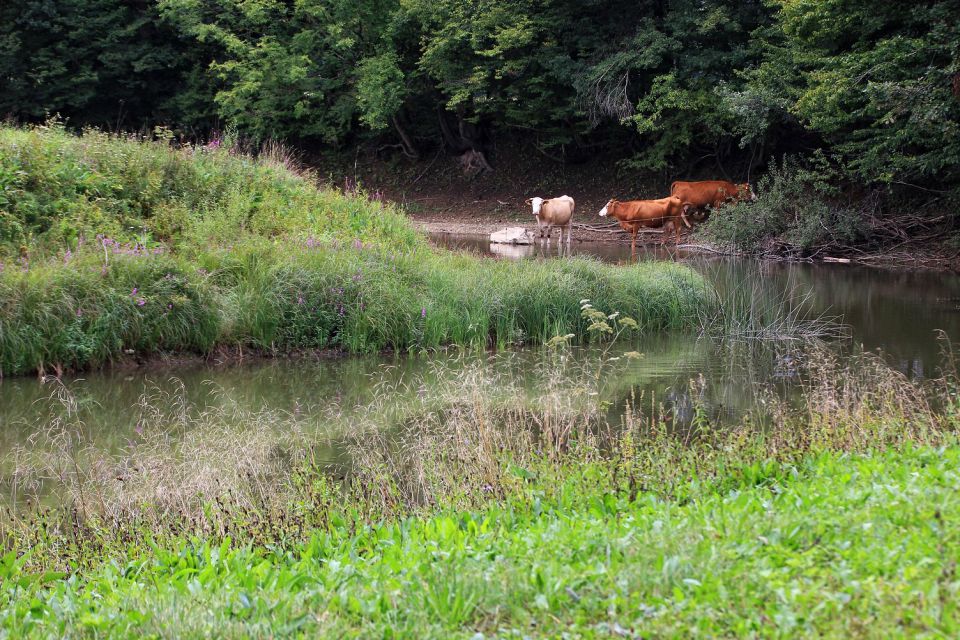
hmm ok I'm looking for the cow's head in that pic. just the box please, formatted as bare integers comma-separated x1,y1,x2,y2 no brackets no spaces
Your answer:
525,197,545,216
738,183,757,202
599,199,616,217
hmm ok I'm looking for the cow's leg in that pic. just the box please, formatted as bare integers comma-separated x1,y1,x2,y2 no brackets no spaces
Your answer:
631,230,638,259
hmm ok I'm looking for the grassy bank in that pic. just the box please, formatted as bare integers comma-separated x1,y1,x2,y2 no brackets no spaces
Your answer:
2,446,957,638
2,347,958,636
0,125,707,376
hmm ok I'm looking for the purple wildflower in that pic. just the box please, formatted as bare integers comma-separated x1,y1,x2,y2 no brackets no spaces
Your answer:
297,294,305,305
421,307,427,319
353,239,363,250
131,288,138,296
136,298,146,307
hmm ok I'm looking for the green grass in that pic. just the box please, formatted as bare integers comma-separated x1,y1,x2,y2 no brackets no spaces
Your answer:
0,124,420,254
2,446,958,638
0,125,708,376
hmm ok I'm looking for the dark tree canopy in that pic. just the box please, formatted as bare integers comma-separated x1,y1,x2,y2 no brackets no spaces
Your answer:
2,0,959,188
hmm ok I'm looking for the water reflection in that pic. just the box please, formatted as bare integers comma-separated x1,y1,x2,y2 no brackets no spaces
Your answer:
431,234,959,367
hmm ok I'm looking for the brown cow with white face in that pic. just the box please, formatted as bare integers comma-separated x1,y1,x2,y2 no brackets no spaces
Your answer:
599,196,690,255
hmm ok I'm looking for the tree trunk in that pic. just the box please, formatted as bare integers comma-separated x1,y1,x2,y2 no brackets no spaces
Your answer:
437,105,493,174
391,116,419,159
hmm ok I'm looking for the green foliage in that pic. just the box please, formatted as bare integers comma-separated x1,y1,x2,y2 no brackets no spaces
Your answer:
0,0,215,131
619,1,770,169
3,0,958,252
356,53,407,130
701,154,867,252
747,0,960,184
157,0,398,143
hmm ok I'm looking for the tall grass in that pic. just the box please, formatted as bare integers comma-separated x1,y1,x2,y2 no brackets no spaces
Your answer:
0,122,421,255
0,240,706,376
696,261,848,341
0,124,710,376
4,342,957,567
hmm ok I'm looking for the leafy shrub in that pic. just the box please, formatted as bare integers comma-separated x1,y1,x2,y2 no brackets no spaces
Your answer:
701,154,868,253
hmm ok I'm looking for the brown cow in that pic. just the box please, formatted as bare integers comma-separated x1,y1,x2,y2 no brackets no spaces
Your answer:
599,196,690,255
670,180,755,222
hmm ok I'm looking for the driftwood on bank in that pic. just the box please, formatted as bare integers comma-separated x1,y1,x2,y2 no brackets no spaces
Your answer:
572,222,666,234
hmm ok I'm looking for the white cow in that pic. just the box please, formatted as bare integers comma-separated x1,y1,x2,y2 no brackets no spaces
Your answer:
525,195,575,247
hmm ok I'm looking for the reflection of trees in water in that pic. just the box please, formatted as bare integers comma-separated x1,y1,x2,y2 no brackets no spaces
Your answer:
600,337,808,432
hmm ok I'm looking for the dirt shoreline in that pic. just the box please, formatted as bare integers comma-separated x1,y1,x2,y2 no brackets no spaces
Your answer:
412,217,959,271
413,219,653,244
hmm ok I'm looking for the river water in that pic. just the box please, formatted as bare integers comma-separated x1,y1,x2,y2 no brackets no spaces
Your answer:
0,237,957,467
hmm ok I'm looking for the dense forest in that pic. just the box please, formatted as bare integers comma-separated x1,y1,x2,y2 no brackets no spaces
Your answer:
2,0,960,252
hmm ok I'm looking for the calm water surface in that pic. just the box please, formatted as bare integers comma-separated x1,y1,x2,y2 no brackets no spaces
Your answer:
1,237,957,464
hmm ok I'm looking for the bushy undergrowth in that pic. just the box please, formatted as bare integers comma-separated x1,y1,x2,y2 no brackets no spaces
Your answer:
701,155,869,254
1,347,958,636
0,125,709,376
0,123,420,255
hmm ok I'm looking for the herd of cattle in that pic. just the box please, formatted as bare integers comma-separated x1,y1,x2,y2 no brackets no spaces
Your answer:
525,180,756,253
